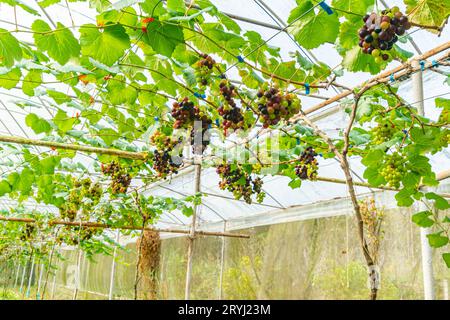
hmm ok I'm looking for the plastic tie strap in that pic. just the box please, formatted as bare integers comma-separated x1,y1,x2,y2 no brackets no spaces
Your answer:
319,1,333,15
419,60,425,71
296,137,300,145
390,74,395,82
305,83,310,95
154,116,159,121
432,60,439,67
237,55,244,63
215,119,220,126
194,92,201,98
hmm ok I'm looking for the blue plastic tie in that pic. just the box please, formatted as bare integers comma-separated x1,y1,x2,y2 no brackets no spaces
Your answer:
390,74,395,82
319,1,333,15
237,55,244,63
215,119,220,126
201,93,206,99
318,153,323,157
419,60,425,71
194,92,201,98
154,116,159,121
208,123,212,129
305,83,310,95
432,60,439,67
296,137,300,145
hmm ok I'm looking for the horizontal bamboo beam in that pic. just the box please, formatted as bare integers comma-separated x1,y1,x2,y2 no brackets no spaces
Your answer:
0,135,148,160
293,41,450,118
0,216,250,239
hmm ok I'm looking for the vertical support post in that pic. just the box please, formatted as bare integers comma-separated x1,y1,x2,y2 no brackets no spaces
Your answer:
412,59,435,300
50,270,57,300
73,248,83,300
26,256,35,298
19,262,27,293
36,263,44,300
14,262,21,288
108,230,120,300
218,221,227,300
185,121,203,300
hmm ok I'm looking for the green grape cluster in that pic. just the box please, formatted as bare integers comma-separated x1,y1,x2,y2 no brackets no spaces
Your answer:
19,224,35,241
380,152,408,188
194,53,216,88
56,226,101,246
216,163,266,204
295,147,318,180
150,130,183,178
371,121,397,144
256,83,301,128
60,177,103,221
101,161,132,195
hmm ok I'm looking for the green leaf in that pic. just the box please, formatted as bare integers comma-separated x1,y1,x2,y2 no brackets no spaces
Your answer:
427,232,449,248
25,113,52,134
80,23,130,66
141,21,184,57
395,188,415,207
47,89,71,105
425,192,450,210
111,0,144,10
412,210,434,227
361,149,384,167
341,46,385,74
22,70,42,96
0,67,21,89
167,0,184,12
443,253,450,268
53,109,78,133
405,0,450,32
182,206,194,217
32,20,81,65
0,180,11,196
332,0,372,19
0,29,22,68
289,3,340,49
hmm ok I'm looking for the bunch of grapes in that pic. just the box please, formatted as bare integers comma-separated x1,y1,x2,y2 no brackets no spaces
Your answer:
194,53,216,88
216,163,266,204
60,177,103,221
371,121,397,144
380,152,408,188
20,224,35,241
171,98,210,130
101,161,132,195
217,80,246,134
151,130,183,178
359,7,411,63
295,147,319,180
256,85,301,128
56,226,100,246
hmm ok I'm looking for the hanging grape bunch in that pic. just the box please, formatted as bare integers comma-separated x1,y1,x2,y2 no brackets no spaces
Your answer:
101,161,132,195
256,84,301,128
371,120,397,144
194,53,216,88
218,80,246,134
380,151,409,188
295,147,319,180
171,97,212,154
150,130,183,178
56,226,100,246
216,163,266,204
20,224,35,241
359,7,411,63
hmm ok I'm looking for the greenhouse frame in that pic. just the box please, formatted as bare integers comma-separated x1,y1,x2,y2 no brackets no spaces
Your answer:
0,0,449,302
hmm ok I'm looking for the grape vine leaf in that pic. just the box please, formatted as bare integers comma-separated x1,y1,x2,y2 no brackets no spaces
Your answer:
141,21,184,57
32,20,81,65
412,210,434,227
25,113,52,134
444,253,450,268
0,29,22,68
80,23,130,66
0,0,39,15
427,232,449,248
405,0,450,32
331,0,373,20
0,68,21,89
22,70,43,96
288,1,340,49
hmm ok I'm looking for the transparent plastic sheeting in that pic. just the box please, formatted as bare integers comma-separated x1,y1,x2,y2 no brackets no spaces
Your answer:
1,198,449,300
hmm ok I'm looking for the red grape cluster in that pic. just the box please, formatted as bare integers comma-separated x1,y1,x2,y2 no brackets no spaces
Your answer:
195,53,216,88
218,80,246,134
256,85,301,128
295,147,319,180
359,7,411,63
101,161,132,195
216,163,266,204
150,131,183,178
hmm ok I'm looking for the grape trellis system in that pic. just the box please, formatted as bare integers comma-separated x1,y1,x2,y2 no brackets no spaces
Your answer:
0,0,449,301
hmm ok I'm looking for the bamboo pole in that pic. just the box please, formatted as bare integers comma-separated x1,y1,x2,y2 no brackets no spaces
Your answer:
0,216,250,239
293,41,450,118
0,135,147,160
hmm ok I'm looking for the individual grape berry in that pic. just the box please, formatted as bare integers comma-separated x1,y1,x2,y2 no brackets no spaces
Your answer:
216,163,265,204
295,147,318,180
256,83,301,128
194,53,216,88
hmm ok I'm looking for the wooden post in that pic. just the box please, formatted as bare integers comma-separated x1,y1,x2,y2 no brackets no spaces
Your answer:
108,230,120,300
